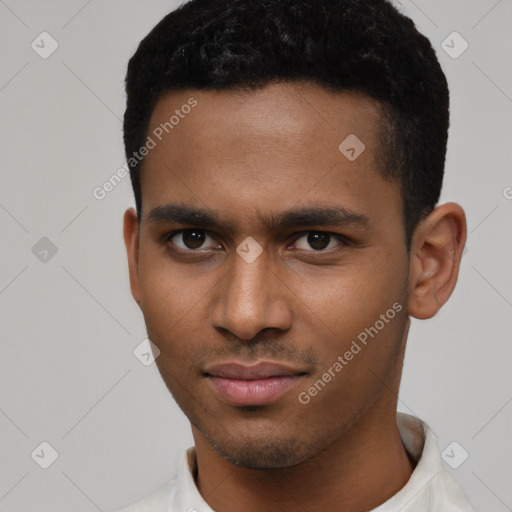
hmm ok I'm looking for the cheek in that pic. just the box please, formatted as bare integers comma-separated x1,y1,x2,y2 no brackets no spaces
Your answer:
294,303,408,429
137,253,203,352
290,256,404,339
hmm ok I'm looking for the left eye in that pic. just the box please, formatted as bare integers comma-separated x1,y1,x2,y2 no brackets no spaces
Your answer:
165,229,347,253
292,231,346,251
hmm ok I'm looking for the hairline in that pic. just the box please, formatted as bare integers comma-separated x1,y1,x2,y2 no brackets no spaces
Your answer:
134,80,411,249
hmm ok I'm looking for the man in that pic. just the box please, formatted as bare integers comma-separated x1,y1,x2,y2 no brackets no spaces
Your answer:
119,0,474,510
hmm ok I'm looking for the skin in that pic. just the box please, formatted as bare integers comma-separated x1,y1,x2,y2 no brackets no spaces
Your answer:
123,82,467,512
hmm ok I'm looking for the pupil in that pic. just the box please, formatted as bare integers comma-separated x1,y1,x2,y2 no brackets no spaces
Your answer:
308,232,330,250
183,230,205,249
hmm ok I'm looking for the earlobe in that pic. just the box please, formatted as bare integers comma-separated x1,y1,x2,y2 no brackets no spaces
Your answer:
407,202,467,320
123,208,142,307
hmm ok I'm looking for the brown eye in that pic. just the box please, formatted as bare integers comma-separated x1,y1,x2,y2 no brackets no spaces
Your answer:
168,229,218,251
307,232,331,250
293,231,346,252
181,230,206,249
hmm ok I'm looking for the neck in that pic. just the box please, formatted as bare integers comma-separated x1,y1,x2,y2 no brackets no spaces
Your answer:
192,405,414,512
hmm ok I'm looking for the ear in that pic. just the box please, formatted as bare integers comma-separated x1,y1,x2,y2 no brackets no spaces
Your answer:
123,208,142,307
407,202,467,320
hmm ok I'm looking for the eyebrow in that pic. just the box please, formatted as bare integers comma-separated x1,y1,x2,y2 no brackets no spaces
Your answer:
147,202,370,232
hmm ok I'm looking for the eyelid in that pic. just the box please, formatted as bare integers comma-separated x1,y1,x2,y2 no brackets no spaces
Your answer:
163,228,352,253
287,231,352,253
163,229,221,251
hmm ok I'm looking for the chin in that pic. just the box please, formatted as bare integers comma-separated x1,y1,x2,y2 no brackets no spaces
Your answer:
199,425,316,469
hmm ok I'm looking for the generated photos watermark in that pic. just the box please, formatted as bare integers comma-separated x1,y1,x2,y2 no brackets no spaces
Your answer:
93,97,198,200
298,301,403,404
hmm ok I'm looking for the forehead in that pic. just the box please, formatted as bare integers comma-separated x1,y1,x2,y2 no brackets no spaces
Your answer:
146,82,383,163
140,82,402,234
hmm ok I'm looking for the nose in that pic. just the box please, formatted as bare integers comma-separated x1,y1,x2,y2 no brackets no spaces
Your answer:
210,247,292,340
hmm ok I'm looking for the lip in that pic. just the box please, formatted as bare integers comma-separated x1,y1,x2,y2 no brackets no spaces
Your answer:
204,361,307,406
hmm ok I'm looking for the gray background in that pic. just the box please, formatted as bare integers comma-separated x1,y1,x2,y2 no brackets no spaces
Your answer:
0,1,511,511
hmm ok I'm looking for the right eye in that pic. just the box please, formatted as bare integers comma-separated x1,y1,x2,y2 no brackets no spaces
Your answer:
165,229,222,252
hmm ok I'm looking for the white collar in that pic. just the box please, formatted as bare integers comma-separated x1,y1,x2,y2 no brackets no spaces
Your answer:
118,412,474,511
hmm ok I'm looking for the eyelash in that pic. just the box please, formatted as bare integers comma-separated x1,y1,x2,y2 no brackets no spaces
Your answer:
162,229,352,255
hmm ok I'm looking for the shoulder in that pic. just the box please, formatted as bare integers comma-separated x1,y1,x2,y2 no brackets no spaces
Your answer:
112,477,178,512
434,470,475,511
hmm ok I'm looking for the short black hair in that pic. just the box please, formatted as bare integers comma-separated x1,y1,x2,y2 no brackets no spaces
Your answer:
123,0,449,248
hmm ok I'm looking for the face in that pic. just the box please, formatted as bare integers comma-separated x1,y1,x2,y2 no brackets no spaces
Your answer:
124,82,411,469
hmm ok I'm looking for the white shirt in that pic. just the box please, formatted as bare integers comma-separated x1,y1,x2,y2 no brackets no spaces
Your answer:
115,412,474,511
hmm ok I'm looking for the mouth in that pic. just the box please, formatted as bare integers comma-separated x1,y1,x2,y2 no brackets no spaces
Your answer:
203,361,307,406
